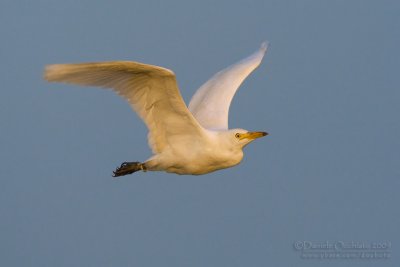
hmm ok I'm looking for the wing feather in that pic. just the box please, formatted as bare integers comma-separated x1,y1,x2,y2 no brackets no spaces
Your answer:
44,61,205,154
188,42,268,130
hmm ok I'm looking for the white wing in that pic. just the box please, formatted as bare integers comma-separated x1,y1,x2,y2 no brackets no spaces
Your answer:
188,42,268,130
44,61,206,154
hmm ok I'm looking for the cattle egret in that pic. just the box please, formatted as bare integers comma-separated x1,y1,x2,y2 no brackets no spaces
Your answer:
44,42,269,176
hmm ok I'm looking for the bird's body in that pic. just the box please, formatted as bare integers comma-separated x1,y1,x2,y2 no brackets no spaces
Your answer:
44,42,269,176
146,130,245,175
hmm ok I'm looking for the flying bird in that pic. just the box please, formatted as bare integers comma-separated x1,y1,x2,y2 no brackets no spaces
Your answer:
44,42,269,176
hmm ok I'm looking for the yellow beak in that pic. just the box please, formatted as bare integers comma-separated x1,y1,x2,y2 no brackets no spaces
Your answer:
239,131,268,140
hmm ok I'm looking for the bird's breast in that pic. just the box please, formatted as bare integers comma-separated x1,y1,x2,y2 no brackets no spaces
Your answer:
162,145,243,175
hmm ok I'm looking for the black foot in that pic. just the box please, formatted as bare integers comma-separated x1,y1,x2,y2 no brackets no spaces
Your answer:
112,161,145,177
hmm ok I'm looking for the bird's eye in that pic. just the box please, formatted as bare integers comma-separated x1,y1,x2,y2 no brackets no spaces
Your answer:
235,133,240,139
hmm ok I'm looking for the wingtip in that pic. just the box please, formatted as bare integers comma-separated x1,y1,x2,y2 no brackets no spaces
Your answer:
43,64,72,82
43,64,61,81
43,64,54,81
260,41,269,52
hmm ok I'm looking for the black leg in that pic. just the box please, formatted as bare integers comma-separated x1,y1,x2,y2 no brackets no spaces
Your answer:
112,161,146,177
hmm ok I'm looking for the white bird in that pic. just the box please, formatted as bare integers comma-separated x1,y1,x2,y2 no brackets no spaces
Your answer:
44,42,269,176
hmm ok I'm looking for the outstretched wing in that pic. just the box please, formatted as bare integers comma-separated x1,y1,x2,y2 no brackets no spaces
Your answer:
44,61,206,154
188,42,268,130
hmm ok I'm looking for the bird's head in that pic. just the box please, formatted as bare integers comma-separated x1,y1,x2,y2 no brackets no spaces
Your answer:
227,128,268,149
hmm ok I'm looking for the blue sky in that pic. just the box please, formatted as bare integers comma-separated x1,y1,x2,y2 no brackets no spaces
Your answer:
1,0,399,266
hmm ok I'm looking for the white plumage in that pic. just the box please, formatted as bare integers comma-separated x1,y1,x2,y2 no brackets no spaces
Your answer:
44,42,269,176
189,42,268,130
